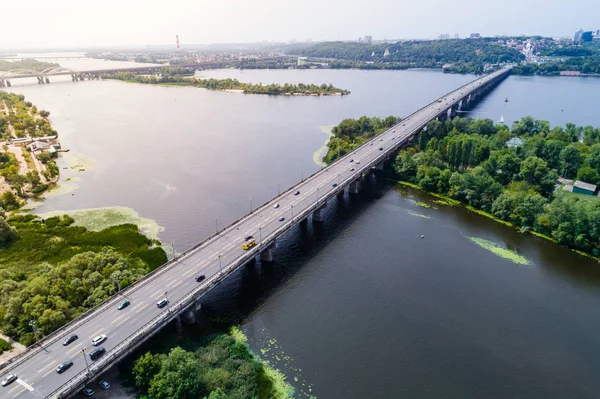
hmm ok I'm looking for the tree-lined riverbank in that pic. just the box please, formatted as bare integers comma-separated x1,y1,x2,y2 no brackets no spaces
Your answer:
101,72,350,96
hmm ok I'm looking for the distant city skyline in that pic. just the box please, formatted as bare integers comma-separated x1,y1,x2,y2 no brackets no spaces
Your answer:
1,0,599,50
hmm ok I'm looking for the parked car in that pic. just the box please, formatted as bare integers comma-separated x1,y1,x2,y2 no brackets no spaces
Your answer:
91,334,107,346
195,275,206,282
117,300,130,310
157,298,169,308
1,374,17,387
98,380,110,389
63,334,78,346
82,388,94,397
56,361,73,374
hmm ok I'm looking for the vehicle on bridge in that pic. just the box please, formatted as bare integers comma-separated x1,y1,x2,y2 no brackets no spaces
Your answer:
63,334,78,346
1,374,17,387
91,334,107,346
157,298,169,308
195,274,206,282
117,300,130,310
242,237,257,250
89,347,105,361
56,361,73,374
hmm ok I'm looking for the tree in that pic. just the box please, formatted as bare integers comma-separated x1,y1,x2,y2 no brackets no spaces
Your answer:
133,352,163,393
204,388,228,399
39,110,50,118
559,145,582,178
0,216,17,246
520,156,549,185
576,166,600,185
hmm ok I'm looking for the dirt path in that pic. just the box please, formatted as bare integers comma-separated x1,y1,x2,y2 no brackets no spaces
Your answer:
0,333,26,367
7,145,28,174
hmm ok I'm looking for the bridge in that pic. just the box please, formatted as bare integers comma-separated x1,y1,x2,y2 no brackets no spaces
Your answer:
0,58,279,87
0,66,511,399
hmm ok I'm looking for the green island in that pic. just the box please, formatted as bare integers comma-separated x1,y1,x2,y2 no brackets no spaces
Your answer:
1,91,61,208
101,70,350,96
122,327,293,399
0,59,59,73
324,115,600,259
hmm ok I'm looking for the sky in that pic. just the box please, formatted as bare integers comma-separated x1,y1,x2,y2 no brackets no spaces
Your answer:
1,0,599,49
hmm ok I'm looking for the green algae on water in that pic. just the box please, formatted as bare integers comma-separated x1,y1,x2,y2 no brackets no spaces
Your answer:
408,211,431,219
469,237,529,265
37,206,164,240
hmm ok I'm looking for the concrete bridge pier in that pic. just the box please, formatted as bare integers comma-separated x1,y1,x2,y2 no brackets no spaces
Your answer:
45,77,50,84
374,160,385,170
349,179,362,194
312,204,327,222
0,79,4,88
36,76,45,84
449,105,458,119
260,242,276,262
180,308,196,325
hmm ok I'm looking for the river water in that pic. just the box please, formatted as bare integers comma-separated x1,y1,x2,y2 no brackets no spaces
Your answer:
6,60,600,398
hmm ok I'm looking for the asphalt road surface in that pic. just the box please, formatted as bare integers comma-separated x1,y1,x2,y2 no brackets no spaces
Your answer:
0,67,510,399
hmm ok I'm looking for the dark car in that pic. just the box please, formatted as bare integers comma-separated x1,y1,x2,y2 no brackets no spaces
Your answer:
294,191,300,195
379,147,384,151
89,347,106,361
82,388,94,397
195,275,206,282
279,217,285,222
117,300,130,310
332,183,338,187
56,361,73,374
244,235,254,241
63,334,78,346
349,159,354,163
350,168,355,172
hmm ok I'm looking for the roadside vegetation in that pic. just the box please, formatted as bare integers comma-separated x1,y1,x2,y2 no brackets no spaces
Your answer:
326,115,600,259
0,337,11,354
125,327,293,399
101,72,350,96
0,214,167,345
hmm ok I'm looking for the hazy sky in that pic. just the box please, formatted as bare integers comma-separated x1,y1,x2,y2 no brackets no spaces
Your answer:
1,0,599,49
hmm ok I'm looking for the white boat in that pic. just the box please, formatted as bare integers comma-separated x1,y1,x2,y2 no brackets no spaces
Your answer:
497,114,505,124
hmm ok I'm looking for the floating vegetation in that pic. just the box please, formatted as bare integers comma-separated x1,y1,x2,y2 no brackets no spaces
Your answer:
466,206,513,227
469,237,529,265
37,206,164,240
408,211,431,219
313,126,334,167
246,326,316,398
416,201,431,208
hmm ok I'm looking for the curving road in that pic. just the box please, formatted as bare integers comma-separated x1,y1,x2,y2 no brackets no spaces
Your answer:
0,66,511,399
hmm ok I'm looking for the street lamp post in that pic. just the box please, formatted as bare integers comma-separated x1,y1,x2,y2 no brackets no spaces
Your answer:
81,347,90,374
164,291,168,303
29,320,39,345
218,254,222,274
291,205,294,220
259,227,262,242
337,173,340,185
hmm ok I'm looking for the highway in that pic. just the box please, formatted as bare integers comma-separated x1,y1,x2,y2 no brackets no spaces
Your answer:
0,66,510,399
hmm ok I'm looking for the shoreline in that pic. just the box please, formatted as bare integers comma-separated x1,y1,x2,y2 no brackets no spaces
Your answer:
395,180,600,263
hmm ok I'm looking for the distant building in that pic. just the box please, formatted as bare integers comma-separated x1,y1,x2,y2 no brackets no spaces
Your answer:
470,33,481,39
363,35,372,44
506,137,524,148
572,180,597,195
383,48,390,57
574,29,584,43
582,31,593,42
560,70,581,76
297,57,308,66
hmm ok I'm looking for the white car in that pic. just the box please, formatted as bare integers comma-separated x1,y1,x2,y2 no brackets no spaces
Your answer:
91,334,107,346
273,203,280,209
1,374,17,387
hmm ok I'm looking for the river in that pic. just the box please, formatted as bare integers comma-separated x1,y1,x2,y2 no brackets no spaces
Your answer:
5,59,600,398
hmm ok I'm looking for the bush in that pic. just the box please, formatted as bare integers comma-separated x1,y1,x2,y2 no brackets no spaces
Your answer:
0,337,11,354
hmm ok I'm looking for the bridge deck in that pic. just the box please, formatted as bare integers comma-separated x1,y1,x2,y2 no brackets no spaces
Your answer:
0,67,511,399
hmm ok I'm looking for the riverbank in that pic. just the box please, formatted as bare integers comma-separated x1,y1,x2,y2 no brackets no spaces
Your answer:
100,72,351,96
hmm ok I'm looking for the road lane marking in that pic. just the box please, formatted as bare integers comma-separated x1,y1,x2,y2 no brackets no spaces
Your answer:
42,366,57,378
12,387,26,398
37,360,57,374
66,342,82,354
111,314,126,324
131,302,144,310
115,316,130,327
136,303,149,313
167,279,179,287
8,384,21,393
70,350,84,359
171,280,182,289
16,379,34,391
89,328,105,339
151,290,164,299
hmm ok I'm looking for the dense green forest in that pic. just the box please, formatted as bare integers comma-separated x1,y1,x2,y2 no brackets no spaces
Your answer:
0,59,58,72
127,329,292,399
0,214,167,344
325,115,600,258
102,72,350,96
295,40,524,71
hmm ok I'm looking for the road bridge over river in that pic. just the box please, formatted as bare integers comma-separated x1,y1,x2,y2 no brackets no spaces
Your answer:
0,66,511,399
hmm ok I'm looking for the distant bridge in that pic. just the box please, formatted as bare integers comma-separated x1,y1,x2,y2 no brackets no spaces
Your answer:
0,58,279,87
0,66,511,399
